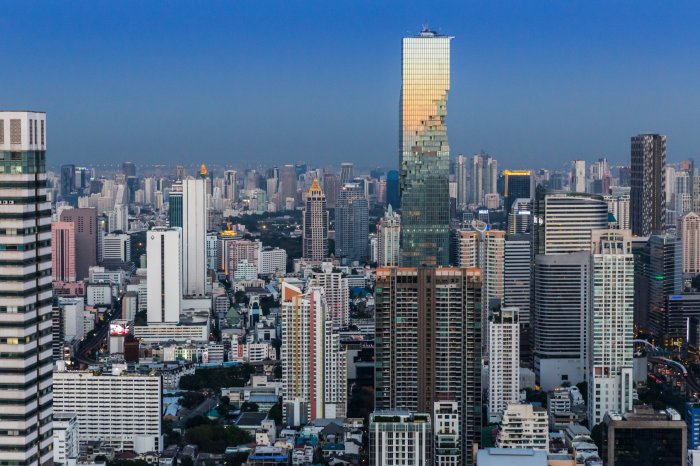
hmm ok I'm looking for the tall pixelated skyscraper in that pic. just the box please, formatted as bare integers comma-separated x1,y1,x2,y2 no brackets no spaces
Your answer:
399,28,452,267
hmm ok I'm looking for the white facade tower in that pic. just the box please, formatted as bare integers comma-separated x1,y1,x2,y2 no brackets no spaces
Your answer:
488,307,520,423
182,177,207,296
588,229,634,426
0,111,54,466
147,227,182,324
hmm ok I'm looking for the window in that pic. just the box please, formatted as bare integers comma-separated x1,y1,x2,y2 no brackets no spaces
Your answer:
9,119,21,144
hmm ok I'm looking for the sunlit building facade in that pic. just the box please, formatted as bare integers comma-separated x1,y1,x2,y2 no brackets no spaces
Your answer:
399,28,452,267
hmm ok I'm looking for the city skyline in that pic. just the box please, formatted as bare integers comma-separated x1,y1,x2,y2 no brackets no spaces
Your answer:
4,1,700,167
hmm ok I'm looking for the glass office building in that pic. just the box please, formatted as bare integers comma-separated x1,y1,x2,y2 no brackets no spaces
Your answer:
399,28,452,267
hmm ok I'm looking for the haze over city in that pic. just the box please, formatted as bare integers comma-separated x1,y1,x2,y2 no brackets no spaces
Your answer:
4,0,700,168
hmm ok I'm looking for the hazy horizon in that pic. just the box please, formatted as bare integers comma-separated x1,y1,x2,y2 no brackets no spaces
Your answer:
5,0,700,168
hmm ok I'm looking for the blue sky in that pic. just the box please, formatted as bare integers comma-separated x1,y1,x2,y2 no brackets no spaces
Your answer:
3,1,700,170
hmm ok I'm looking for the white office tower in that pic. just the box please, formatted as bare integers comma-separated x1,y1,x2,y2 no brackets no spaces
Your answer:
58,297,85,342
377,204,401,267
182,177,207,296
533,252,591,390
488,307,520,423
53,413,79,465
53,362,163,453
508,198,532,235
571,160,587,192
310,262,350,327
369,411,432,466
433,401,460,466
280,283,346,425
496,403,549,450
503,235,531,325
604,193,631,230
102,232,131,262
534,192,608,255
679,212,700,274
588,230,634,426
147,227,182,324
143,176,156,205
0,111,53,466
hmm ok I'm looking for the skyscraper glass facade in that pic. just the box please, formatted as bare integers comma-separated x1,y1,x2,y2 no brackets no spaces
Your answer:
399,28,452,267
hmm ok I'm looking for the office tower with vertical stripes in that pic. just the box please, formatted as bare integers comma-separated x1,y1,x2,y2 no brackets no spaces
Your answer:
146,227,182,324
182,177,207,296
0,111,53,466
52,222,76,282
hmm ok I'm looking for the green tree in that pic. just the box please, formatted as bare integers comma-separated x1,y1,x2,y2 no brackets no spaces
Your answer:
240,402,258,412
268,402,283,425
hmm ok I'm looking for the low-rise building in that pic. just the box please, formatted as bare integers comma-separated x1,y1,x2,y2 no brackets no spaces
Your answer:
369,411,432,466
496,404,548,450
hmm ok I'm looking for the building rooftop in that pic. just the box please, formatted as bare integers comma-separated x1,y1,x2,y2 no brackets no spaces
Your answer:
476,448,547,465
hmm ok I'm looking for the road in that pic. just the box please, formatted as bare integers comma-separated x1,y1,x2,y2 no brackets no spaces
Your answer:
74,301,121,366
177,397,218,429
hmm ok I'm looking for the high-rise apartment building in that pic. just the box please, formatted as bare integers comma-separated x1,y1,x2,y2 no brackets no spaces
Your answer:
377,205,401,267
310,262,350,328
631,134,666,236
588,230,634,426
375,267,482,464
455,154,469,209
679,212,700,274
605,193,631,230
369,411,432,466
453,229,478,268
533,252,591,389
322,172,338,208
533,190,608,255
488,307,520,423
399,28,452,267
571,160,587,193
147,227,182,324
302,179,328,261
335,183,369,262
280,283,346,425
0,111,53,466
53,362,162,454
470,153,498,205
182,177,207,296
60,207,97,280
52,221,77,282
